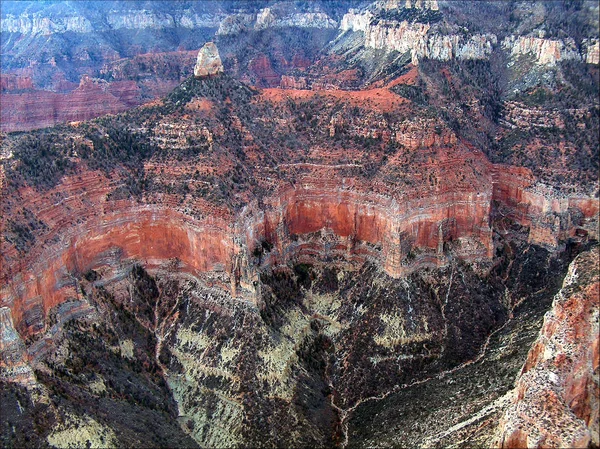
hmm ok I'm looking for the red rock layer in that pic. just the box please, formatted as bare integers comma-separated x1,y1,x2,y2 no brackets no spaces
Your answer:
1,50,197,132
495,247,599,448
0,80,141,132
2,159,598,342
492,165,599,246
0,171,493,337
0,74,34,91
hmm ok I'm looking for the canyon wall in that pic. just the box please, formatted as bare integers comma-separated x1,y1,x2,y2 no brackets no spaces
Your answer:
502,36,581,66
0,77,141,133
1,9,222,35
495,247,599,448
0,174,491,340
339,5,598,66
340,9,496,65
492,165,599,247
1,160,598,348
1,50,199,133
1,182,234,339
216,7,337,36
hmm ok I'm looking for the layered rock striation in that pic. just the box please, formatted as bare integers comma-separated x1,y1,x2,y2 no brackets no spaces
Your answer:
0,76,141,133
338,3,598,67
216,6,337,36
502,35,581,66
1,8,222,35
1,157,597,344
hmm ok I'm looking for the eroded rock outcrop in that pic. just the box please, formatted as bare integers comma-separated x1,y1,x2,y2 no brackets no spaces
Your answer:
495,247,599,448
584,38,600,65
0,14,93,34
1,160,596,342
194,42,224,78
1,9,221,34
340,7,496,65
0,75,597,367
339,2,596,66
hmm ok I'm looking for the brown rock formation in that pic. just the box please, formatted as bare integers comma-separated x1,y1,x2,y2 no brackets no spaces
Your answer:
1,157,596,341
0,77,597,364
0,74,34,92
194,42,224,78
495,247,599,448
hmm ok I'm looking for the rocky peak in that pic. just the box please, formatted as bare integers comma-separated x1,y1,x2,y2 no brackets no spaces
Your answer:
194,42,224,78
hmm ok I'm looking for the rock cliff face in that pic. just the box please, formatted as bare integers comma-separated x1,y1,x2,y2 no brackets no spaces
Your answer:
585,39,600,65
0,76,141,132
338,2,597,67
0,3,598,447
0,74,34,91
217,7,337,36
0,129,596,341
495,247,599,448
0,14,93,34
1,8,222,35
502,35,581,66
339,8,496,65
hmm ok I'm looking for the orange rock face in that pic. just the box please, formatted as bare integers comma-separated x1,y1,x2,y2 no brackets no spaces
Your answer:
2,159,596,341
495,247,600,448
0,172,493,337
492,164,599,247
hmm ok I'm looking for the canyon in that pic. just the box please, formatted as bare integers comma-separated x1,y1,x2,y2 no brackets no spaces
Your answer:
0,70,598,447
0,1,599,448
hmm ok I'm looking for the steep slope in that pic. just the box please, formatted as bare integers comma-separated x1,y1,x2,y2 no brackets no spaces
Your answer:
496,247,599,448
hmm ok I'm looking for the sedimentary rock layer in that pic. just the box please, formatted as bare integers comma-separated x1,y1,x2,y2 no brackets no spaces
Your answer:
0,79,141,133
1,158,597,344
